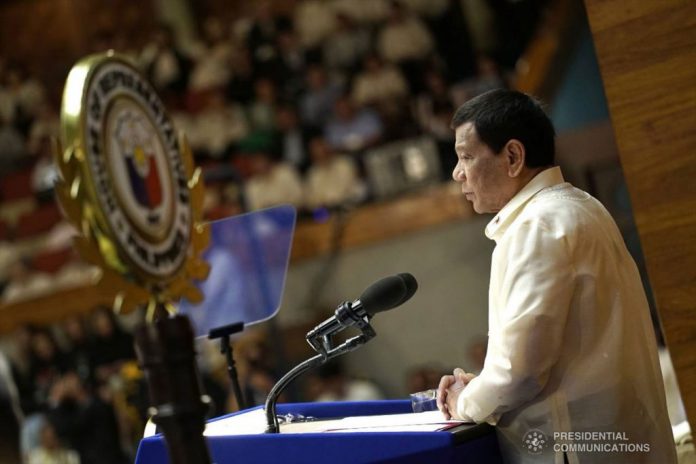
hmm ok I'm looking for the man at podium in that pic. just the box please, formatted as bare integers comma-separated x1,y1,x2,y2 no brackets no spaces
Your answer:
437,89,676,464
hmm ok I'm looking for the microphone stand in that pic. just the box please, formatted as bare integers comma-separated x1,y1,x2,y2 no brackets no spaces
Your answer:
264,317,376,433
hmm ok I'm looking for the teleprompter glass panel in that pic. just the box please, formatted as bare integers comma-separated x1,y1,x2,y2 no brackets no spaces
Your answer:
178,205,296,337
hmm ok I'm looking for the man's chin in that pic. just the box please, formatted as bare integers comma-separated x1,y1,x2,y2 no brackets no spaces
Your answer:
471,202,492,215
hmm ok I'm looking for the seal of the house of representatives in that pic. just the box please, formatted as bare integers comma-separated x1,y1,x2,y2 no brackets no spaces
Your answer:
55,52,209,315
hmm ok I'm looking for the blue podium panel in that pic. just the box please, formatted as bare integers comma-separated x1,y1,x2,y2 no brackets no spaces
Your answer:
136,401,502,464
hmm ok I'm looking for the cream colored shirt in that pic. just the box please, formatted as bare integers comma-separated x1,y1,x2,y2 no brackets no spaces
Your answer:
304,156,359,209
244,163,304,211
377,17,434,63
457,167,676,464
351,67,408,107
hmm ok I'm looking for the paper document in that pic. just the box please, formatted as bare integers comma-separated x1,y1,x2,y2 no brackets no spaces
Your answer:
283,410,467,434
204,409,468,436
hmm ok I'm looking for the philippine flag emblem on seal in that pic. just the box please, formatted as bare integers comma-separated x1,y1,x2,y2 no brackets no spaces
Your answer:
115,113,163,217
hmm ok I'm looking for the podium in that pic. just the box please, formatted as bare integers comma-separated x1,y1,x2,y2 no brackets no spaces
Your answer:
135,400,503,463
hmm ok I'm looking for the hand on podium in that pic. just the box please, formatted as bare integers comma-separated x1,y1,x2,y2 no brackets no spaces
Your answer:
437,368,476,420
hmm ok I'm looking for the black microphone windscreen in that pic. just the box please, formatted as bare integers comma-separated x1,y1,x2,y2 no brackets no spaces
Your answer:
360,274,417,316
396,273,418,305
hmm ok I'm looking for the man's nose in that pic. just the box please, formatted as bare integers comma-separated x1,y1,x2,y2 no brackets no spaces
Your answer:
452,165,464,182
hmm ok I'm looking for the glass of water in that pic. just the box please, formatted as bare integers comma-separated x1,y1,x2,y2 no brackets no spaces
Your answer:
410,389,439,413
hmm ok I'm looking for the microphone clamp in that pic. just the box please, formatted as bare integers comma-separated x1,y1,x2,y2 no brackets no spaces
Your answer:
306,301,376,357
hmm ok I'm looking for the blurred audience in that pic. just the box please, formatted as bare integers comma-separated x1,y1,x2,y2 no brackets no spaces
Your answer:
0,2,548,454
46,371,128,464
307,360,384,402
0,0,522,304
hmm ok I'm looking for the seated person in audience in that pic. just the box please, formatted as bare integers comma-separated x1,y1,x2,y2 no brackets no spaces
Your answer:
247,77,278,132
188,17,235,93
225,47,255,106
188,90,249,160
352,53,412,139
324,95,384,153
456,54,507,102
245,0,291,74
88,308,135,384
332,0,390,27
274,103,313,174
2,257,53,304
7,326,35,419
47,372,128,464
299,64,344,131
138,24,191,98
30,135,59,203
293,0,336,49
26,328,69,413
42,221,77,252
0,241,19,297
351,53,409,109
243,151,304,211
60,317,93,384
412,68,457,177
273,29,307,101
26,421,79,464
0,111,27,175
304,137,362,210
26,101,59,156
322,12,372,74
3,63,46,134
376,0,435,92
0,349,22,464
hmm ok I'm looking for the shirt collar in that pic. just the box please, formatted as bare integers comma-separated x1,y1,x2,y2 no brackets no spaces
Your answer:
485,166,565,241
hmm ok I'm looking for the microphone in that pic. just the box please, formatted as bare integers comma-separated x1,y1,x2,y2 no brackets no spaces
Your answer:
306,273,418,342
266,273,417,433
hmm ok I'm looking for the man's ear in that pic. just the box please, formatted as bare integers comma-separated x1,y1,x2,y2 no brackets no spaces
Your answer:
505,139,525,177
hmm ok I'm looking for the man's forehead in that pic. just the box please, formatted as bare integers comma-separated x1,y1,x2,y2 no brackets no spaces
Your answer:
454,122,477,147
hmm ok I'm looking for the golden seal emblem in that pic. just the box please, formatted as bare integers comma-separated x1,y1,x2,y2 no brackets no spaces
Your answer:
55,52,209,317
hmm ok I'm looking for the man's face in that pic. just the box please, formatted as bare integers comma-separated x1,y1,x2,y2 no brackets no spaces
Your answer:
452,122,516,214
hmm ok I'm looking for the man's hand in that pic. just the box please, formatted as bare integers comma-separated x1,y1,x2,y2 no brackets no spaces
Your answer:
437,368,476,419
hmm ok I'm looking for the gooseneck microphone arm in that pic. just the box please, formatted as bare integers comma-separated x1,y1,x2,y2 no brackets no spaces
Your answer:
265,324,376,433
264,273,418,433
264,353,324,434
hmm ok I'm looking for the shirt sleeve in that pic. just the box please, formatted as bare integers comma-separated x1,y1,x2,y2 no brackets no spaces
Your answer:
457,215,575,423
